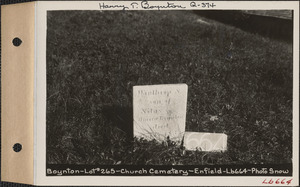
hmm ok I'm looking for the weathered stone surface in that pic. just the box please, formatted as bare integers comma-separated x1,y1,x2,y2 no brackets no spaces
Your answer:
184,132,227,151
133,84,188,143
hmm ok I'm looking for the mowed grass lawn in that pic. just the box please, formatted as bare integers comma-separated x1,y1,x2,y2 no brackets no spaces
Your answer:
46,10,293,165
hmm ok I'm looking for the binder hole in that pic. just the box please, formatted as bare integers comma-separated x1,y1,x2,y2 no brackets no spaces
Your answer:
13,143,22,152
12,37,22,46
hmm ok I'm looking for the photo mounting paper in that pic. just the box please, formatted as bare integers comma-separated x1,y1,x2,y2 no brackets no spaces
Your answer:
33,1,299,186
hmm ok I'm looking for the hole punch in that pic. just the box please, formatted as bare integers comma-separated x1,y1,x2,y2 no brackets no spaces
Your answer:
12,37,22,46
13,143,22,152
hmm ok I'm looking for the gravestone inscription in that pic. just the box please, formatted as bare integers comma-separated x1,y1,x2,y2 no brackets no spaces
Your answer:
184,132,227,151
133,84,188,143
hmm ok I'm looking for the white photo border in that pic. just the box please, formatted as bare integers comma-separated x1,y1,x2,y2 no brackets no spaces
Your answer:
35,1,299,186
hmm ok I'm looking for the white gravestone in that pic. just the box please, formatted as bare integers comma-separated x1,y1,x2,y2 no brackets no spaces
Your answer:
184,132,227,151
133,84,188,143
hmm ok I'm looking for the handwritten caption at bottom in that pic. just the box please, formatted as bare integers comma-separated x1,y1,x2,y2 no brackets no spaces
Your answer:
47,167,290,176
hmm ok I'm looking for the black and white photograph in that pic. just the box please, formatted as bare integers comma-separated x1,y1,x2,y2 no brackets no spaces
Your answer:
0,1,299,186
45,3,294,178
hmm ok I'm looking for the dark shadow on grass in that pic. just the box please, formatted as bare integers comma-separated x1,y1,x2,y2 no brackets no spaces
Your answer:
194,10,293,42
102,105,133,139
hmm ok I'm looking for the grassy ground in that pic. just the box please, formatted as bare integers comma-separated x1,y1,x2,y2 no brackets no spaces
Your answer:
46,10,293,165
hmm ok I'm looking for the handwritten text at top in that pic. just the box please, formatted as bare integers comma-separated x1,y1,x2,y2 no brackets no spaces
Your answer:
99,1,216,11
